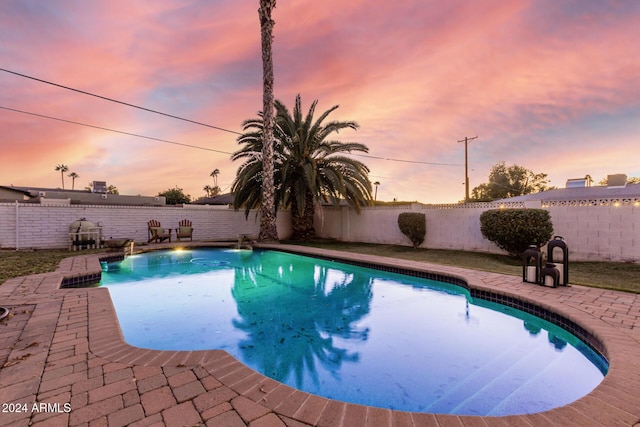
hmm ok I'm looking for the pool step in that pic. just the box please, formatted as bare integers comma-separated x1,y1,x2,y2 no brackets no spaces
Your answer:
485,349,602,416
424,341,554,415
450,346,564,415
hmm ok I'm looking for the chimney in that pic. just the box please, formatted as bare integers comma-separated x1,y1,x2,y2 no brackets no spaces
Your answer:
606,174,627,188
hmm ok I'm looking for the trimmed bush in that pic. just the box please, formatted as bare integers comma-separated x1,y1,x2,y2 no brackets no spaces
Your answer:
480,209,553,257
398,212,426,248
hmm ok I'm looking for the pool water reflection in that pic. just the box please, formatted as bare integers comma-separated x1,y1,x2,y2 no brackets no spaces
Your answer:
100,248,607,415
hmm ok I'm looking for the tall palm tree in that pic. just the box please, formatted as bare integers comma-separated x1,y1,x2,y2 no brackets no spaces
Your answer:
68,172,79,190
209,169,220,187
257,0,279,242
232,94,373,240
55,164,69,189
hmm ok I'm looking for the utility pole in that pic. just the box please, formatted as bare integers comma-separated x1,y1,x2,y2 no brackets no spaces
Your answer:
458,136,478,202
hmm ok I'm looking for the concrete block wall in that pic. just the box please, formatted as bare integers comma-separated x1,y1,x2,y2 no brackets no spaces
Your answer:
422,207,496,252
314,201,640,262
0,203,292,249
315,205,414,246
315,205,503,253
546,205,640,262
0,203,16,248
2,200,638,262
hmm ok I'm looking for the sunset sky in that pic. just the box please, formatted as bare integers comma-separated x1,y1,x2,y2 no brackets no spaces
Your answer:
1,1,639,203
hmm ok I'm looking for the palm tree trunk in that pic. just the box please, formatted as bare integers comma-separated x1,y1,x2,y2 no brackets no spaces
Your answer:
291,190,316,240
258,0,279,242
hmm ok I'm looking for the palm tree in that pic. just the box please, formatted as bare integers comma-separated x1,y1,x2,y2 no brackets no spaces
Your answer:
209,169,220,187
257,0,279,242
68,172,79,190
373,181,380,201
232,94,373,240
55,164,69,189
203,185,214,197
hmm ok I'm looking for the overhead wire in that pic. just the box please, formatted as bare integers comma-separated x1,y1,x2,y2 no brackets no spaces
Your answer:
0,67,463,166
354,153,460,166
0,67,243,135
0,106,234,155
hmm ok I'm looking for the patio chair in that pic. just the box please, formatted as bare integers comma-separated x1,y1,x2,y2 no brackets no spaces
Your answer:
147,220,172,243
176,219,193,241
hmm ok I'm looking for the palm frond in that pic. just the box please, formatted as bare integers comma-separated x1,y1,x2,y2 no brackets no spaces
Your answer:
232,93,373,230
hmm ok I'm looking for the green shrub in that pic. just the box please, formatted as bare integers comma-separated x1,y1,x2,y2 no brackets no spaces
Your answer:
479,209,553,257
398,212,426,248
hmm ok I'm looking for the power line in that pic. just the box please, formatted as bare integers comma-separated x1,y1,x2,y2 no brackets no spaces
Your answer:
0,67,243,135
0,106,234,155
0,68,464,167
354,153,461,166
1,105,462,167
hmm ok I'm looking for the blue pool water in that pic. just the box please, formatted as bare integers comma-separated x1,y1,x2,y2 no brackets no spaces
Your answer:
100,248,607,416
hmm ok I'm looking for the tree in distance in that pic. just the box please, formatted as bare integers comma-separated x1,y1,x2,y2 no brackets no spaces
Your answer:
470,161,551,202
158,187,191,205
54,164,69,189
68,172,79,190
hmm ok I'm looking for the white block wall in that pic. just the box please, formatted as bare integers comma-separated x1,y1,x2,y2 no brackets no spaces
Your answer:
2,200,638,262
315,204,504,254
314,201,640,262
0,203,291,249
545,205,640,262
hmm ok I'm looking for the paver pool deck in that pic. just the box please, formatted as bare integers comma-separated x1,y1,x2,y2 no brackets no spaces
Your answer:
1,242,639,427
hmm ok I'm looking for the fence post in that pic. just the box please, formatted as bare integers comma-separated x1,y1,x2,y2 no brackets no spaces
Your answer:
15,200,20,250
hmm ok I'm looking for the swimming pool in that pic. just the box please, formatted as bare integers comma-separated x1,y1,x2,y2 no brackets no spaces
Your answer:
100,248,607,416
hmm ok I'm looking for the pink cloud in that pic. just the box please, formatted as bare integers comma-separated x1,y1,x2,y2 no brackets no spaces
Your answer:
1,1,639,202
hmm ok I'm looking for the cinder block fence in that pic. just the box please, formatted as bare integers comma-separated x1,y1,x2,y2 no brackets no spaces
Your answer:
312,199,640,262
1,198,638,263
0,203,292,250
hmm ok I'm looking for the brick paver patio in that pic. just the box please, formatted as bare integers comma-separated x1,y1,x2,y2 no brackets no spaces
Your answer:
1,243,639,426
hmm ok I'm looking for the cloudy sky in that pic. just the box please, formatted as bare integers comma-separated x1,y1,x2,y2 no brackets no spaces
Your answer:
1,0,639,203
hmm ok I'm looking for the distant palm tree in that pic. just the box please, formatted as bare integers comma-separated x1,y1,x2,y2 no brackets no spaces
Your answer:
233,94,373,240
373,181,380,201
68,172,79,190
257,0,279,242
209,169,220,187
55,164,69,189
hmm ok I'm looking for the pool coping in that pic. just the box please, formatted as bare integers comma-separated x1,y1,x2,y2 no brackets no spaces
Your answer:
1,242,639,426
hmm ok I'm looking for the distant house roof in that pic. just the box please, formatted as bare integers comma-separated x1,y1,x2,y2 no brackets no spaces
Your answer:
497,183,640,202
2,185,88,195
0,186,33,197
0,185,166,206
192,193,235,205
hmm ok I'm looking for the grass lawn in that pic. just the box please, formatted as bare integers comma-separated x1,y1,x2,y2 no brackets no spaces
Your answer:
0,248,103,285
1,244,639,294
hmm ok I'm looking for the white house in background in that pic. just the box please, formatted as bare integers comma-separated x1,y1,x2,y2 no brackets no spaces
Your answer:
192,192,234,206
497,174,640,205
0,182,166,206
